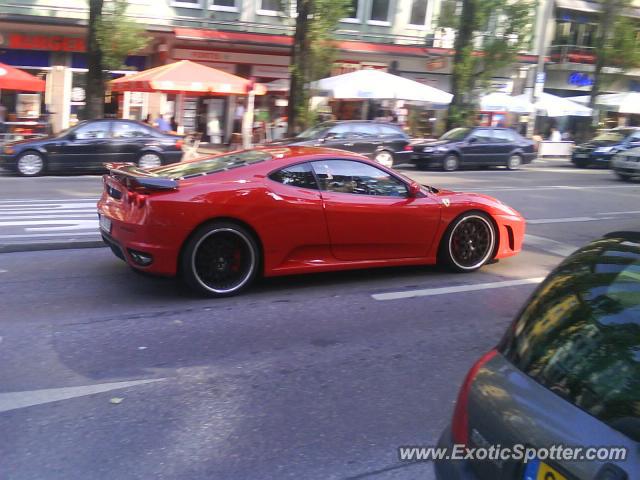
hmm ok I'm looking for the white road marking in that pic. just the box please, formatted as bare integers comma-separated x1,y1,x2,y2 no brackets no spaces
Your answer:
528,210,640,224
0,378,165,413
525,234,578,257
0,198,98,203
372,277,545,301
0,232,100,239
0,215,97,220
0,219,98,232
0,269,7,273
465,184,639,192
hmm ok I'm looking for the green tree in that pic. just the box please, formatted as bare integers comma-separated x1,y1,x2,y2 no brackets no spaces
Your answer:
589,0,640,124
439,0,534,129
84,0,149,119
287,0,350,135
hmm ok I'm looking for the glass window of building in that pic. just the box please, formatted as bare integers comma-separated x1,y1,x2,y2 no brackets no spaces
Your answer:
210,0,237,11
171,0,201,7
370,0,390,23
409,0,428,26
259,0,281,13
343,0,361,21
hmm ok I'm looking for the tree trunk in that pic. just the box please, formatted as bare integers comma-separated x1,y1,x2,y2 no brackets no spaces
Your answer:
589,0,616,126
446,0,476,130
287,0,313,136
85,0,105,120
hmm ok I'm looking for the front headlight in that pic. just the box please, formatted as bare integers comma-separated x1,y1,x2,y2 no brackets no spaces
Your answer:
595,146,615,154
436,146,448,152
423,147,434,153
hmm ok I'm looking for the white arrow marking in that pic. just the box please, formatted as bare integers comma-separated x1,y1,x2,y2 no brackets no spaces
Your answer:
0,378,165,413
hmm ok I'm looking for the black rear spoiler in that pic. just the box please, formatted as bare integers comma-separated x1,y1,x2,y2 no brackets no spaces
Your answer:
104,162,178,191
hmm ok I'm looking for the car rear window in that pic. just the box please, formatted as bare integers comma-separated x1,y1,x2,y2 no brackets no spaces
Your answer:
153,150,271,179
500,235,640,441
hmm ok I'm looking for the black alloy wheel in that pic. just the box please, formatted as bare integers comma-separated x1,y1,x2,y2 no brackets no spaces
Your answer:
440,212,496,272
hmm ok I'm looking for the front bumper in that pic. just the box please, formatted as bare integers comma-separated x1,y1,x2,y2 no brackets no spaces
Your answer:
411,151,447,168
434,426,480,480
572,151,615,165
612,157,640,176
391,150,413,165
0,153,17,171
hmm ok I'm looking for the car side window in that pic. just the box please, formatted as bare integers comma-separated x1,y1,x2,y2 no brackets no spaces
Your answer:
326,124,353,140
112,121,153,139
378,124,404,137
74,122,111,140
311,160,407,197
493,129,516,143
352,124,380,138
470,129,493,143
269,163,318,190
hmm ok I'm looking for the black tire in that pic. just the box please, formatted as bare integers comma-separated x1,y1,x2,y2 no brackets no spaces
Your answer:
507,153,523,170
180,221,260,297
16,151,45,176
442,153,459,172
137,152,162,169
439,212,497,272
574,159,589,168
616,172,633,182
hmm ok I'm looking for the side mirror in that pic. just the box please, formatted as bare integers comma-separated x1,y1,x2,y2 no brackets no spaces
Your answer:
408,182,421,197
67,132,76,141
467,136,477,144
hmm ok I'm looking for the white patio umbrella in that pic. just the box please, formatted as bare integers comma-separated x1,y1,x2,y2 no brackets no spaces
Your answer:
310,69,453,104
513,92,592,117
570,92,640,114
479,92,534,113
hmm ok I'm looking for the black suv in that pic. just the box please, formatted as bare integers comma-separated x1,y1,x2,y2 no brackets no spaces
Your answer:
268,121,411,168
411,127,536,171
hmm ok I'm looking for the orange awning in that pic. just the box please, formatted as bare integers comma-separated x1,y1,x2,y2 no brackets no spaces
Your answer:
110,60,266,95
0,63,46,92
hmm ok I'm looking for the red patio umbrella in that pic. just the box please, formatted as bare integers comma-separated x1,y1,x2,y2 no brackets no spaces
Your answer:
110,60,266,95
0,63,46,92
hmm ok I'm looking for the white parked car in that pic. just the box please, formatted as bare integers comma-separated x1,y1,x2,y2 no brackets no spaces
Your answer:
611,147,640,181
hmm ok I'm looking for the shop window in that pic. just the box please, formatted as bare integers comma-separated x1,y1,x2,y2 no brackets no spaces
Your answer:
409,0,428,26
342,0,362,23
258,0,281,15
369,0,390,24
171,0,201,8
210,0,237,11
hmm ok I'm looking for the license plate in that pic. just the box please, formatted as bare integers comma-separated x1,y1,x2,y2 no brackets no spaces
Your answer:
575,154,588,158
523,459,567,480
99,214,112,233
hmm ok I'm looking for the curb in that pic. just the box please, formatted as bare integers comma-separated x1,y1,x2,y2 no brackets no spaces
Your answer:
0,240,107,254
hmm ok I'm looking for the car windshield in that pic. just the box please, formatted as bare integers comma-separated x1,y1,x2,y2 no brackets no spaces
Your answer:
153,150,272,179
56,122,87,138
296,124,330,139
440,128,470,141
501,235,640,441
593,130,635,142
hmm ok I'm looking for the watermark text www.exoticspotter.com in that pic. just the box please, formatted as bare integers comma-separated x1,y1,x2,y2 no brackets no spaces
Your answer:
398,444,628,463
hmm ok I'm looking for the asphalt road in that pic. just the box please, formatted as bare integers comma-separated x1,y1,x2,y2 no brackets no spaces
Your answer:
0,159,639,479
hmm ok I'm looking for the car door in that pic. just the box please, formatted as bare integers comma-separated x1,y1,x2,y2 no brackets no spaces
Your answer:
491,128,517,165
56,121,113,171
110,121,157,163
319,124,358,152
459,128,497,166
310,159,441,261
349,123,382,157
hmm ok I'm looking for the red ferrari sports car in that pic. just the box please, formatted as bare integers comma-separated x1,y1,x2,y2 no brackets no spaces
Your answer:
97,146,525,296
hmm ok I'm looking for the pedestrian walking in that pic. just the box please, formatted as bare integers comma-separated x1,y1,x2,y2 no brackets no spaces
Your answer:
155,114,170,133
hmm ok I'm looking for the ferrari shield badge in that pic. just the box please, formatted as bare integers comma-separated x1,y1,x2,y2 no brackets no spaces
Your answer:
442,198,451,207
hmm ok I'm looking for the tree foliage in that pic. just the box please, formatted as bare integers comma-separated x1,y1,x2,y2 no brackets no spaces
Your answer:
439,0,534,128
84,0,149,119
287,0,350,135
589,0,640,122
97,0,150,71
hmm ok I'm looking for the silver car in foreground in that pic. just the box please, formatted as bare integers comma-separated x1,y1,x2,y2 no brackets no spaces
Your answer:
612,148,640,181
436,232,639,480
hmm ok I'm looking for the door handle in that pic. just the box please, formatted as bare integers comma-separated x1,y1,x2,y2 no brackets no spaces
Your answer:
343,143,354,146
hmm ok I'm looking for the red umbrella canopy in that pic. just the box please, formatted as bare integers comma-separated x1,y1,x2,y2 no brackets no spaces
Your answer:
0,63,46,91
110,60,266,95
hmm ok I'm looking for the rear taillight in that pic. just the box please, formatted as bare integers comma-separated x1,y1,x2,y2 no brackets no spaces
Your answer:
176,139,184,149
127,189,148,207
403,145,413,151
451,349,498,445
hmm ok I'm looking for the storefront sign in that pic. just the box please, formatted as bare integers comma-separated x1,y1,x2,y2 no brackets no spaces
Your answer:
425,57,448,72
173,48,289,67
3,33,86,52
252,65,290,79
331,62,387,76
568,72,594,87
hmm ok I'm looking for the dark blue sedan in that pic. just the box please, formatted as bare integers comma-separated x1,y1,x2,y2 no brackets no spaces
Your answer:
572,127,640,168
0,119,184,176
